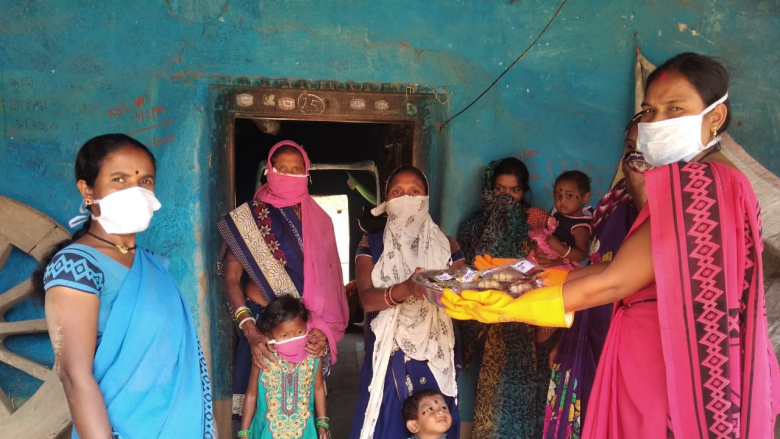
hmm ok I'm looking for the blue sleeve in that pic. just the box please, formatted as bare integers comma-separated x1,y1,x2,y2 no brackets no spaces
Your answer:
451,249,465,263
43,248,105,295
355,235,373,259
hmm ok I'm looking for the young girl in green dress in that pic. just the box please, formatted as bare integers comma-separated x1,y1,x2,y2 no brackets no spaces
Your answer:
238,296,328,439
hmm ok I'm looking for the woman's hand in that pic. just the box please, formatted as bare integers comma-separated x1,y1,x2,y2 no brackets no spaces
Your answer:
306,328,328,357
548,340,559,369
401,267,427,300
345,279,358,298
244,324,277,370
623,159,648,210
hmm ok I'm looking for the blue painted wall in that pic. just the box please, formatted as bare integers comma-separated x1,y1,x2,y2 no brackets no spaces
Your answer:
1,0,778,420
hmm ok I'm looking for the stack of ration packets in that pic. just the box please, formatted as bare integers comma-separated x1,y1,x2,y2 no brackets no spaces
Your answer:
412,258,543,307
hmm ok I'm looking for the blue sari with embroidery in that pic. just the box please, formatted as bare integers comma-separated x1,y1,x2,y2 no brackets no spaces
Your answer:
44,244,213,439
217,201,331,427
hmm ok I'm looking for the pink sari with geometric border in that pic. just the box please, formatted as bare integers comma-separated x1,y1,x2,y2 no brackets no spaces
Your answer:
584,161,780,438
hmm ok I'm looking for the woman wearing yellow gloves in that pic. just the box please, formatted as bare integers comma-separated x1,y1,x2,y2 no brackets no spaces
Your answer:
443,52,780,438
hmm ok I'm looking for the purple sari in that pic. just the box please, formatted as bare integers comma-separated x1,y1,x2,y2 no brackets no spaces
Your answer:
543,179,637,438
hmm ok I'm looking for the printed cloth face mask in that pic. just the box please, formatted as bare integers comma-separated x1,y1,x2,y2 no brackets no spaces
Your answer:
623,150,655,174
268,331,310,363
637,93,728,167
92,186,162,234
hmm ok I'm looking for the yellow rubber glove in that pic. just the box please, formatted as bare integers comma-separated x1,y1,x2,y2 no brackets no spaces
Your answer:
538,268,569,286
442,285,573,327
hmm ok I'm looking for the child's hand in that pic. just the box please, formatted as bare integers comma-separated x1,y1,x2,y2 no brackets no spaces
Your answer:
546,235,561,246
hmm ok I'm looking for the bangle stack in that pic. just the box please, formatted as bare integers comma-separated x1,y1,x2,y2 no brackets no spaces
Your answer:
235,306,256,330
316,416,330,430
383,286,400,308
237,430,251,437
235,306,254,322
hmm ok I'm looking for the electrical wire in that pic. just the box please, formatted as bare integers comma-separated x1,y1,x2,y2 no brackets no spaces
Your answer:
439,0,569,131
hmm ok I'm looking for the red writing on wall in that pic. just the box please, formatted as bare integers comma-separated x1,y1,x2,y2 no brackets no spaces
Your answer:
108,91,167,123
108,90,175,147
151,135,176,146
514,149,542,182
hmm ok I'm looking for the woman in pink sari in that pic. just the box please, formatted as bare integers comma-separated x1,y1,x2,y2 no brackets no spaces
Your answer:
444,52,780,438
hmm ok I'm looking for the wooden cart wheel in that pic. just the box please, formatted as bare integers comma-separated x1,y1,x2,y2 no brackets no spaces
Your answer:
0,196,71,438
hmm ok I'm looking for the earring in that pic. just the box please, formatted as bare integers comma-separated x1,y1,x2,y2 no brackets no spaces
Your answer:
84,199,92,206
711,126,719,141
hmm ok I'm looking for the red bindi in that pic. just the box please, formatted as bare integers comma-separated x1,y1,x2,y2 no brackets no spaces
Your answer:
135,170,139,174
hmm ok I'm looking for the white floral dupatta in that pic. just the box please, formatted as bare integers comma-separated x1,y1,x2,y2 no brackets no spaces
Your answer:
359,195,456,439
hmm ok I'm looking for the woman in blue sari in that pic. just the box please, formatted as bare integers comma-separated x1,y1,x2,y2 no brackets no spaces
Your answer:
31,134,213,438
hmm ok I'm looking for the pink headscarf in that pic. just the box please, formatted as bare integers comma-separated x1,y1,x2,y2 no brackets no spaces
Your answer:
254,141,349,363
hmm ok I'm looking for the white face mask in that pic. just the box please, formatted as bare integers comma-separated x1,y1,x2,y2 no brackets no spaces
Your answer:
91,187,161,234
267,332,309,345
637,93,728,167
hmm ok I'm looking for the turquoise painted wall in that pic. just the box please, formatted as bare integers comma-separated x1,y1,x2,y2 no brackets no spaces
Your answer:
1,0,778,410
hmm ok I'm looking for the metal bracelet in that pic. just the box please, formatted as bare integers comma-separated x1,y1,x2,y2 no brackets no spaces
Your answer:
238,315,256,331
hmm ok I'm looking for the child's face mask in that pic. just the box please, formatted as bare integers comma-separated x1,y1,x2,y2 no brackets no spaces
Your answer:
268,331,309,363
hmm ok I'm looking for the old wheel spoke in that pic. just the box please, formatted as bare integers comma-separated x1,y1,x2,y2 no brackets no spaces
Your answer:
0,280,33,315
0,236,11,271
0,385,13,419
0,349,54,382
0,319,48,337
